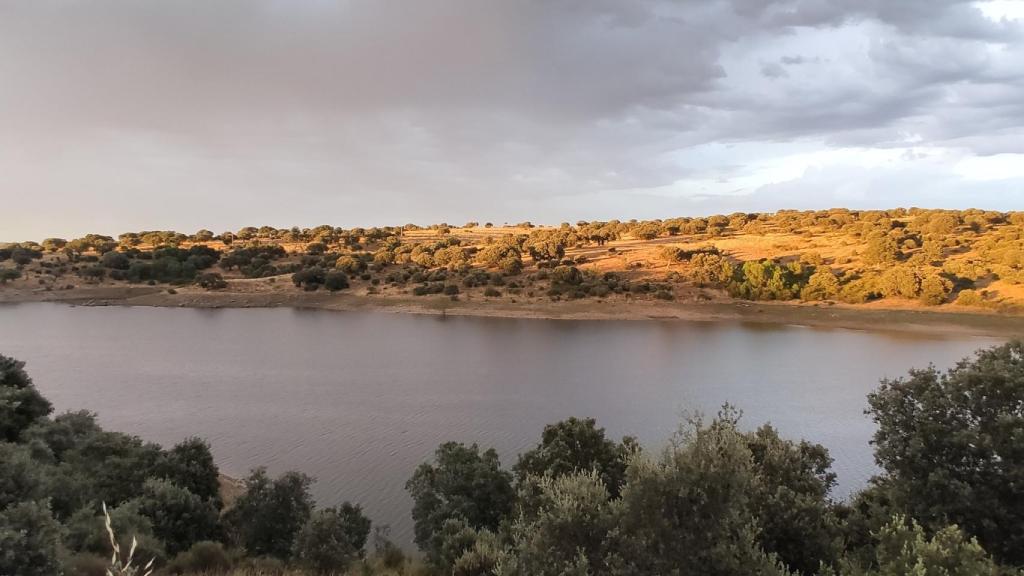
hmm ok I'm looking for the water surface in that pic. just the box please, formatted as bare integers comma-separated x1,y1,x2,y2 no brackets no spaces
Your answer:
0,303,1002,546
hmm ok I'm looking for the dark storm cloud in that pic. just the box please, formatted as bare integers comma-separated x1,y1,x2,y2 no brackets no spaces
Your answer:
0,0,1022,239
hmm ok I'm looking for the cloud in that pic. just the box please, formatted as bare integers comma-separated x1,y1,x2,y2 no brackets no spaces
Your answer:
0,0,1022,239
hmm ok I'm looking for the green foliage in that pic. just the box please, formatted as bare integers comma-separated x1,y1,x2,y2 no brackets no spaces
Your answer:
0,500,63,576
0,354,52,441
292,266,327,290
631,222,662,240
0,267,20,284
406,442,515,564
955,289,984,306
614,410,794,575
868,341,1024,564
731,260,798,300
224,468,314,559
293,503,372,573
476,240,523,275
166,541,232,574
514,417,636,498
918,274,952,305
831,515,998,576
0,442,45,509
324,270,350,291
502,471,616,576
801,267,841,301
195,272,227,290
864,234,900,266
132,478,219,555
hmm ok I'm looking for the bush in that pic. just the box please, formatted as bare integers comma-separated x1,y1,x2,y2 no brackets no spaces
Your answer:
919,274,952,306
483,287,502,298
224,468,314,559
293,504,372,574
165,541,232,574
62,553,108,576
292,267,326,291
444,284,460,296
196,272,227,290
955,289,983,306
324,271,349,291
0,500,63,576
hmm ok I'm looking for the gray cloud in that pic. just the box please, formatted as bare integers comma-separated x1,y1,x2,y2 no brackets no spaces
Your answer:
0,0,1022,240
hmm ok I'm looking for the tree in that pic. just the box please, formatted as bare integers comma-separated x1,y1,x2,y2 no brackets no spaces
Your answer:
0,268,20,285
0,354,52,442
745,424,842,574
159,437,222,508
863,234,900,266
0,501,63,576
293,503,372,574
502,471,616,576
801,267,841,301
476,241,523,275
867,341,1024,564
41,238,67,252
133,478,220,555
0,442,46,509
406,442,515,563
918,274,952,305
101,250,131,270
689,253,734,287
830,516,998,576
324,271,349,291
224,468,314,559
292,267,327,291
632,222,662,240
514,417,636,497
196,272,227,290
615,410,793,576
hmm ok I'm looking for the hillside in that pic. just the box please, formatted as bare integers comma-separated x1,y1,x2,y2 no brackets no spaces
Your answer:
2,208,1023,318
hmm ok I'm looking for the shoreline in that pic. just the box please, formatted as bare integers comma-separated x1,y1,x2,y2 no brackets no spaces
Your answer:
3,286,1024,337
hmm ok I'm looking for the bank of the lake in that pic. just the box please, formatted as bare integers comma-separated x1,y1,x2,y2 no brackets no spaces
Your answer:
2,284,1023,337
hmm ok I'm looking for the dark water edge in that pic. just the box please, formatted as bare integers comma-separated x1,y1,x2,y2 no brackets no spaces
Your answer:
0,302,1003,547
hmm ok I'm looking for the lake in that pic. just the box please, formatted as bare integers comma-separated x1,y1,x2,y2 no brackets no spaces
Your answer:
0,303,1003,547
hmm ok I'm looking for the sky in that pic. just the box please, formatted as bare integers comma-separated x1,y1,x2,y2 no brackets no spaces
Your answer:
2,0,1024,241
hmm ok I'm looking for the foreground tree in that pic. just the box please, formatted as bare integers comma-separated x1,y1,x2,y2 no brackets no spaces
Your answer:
514,417,636,497
867,340,1024,564
614,411,795,576
827,516,998,576
406,442,515,563
224,468,314,559
0,500,63,576
293,503,372,574
0,354,52,442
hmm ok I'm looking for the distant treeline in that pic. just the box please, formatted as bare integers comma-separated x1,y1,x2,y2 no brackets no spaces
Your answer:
2,208,1024,309
3,340,1024,575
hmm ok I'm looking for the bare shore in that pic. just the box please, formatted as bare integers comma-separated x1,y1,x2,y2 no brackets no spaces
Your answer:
3,285,1023,338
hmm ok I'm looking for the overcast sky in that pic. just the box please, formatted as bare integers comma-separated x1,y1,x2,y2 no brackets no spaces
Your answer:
2,0,1024,241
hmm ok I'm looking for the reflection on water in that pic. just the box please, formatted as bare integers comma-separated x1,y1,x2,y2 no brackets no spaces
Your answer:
0,303,1002,547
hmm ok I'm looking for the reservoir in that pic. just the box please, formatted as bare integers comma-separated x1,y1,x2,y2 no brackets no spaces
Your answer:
0,303,1002,547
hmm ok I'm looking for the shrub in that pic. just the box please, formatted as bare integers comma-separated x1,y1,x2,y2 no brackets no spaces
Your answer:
0,501,63,576
223,468,314,559
483,287,501,297
324,271,349,291
919,274,953,306
165,541,231,575
293,504,372,574
443,284,460,296
955,289,983,307
195,272,227,290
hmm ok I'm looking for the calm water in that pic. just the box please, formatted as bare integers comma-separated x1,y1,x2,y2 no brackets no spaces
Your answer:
0,303,1003,546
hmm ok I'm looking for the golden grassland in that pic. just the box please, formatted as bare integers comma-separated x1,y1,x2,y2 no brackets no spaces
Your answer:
3,209,1024,336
